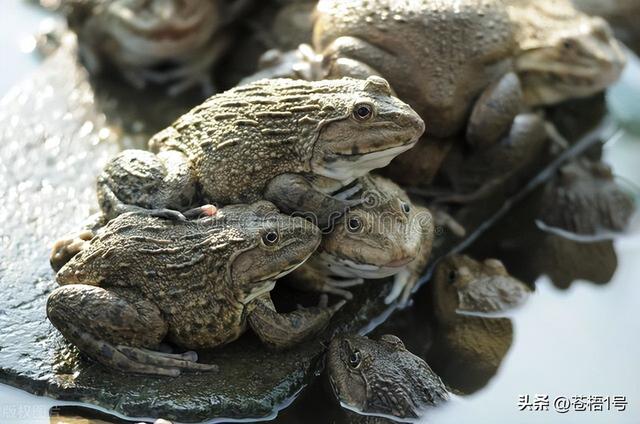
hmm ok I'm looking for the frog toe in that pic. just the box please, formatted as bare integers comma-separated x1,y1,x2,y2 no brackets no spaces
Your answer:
116,345,218,373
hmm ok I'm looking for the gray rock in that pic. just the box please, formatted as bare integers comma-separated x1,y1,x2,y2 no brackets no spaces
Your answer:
0,41,393,423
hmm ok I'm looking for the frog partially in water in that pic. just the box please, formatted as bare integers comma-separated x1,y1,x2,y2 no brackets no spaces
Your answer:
327,334,449,421
48,202,345,376
539,158,636,234
433,254,531,323
288,175,434,304
60,0,252,95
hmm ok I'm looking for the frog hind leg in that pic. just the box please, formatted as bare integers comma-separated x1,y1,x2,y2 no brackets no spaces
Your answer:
97,149,196,221
247,295,346,350
47,285,217,376
320,36,388,82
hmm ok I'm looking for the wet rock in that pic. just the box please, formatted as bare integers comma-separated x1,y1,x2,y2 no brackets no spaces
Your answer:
0,42,392,423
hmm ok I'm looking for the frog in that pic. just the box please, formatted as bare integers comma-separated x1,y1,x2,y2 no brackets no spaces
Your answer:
507,0,627,107
572,0,640,54
327,333,449,421
428,255,525,393
432,254,531,323
539,158,636,235
97,76,425,228
315,0,624,143
314,0,517,143
60,0,253,95
47,201,346,376
287,175,434,304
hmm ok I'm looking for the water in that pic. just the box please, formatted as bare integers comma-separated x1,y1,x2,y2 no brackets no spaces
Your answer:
1,1,639,423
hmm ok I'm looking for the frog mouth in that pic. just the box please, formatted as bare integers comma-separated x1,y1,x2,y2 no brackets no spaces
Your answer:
315,142,417,181
317,252,406,280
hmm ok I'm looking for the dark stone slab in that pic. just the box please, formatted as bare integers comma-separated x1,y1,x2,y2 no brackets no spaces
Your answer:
0,41,395,423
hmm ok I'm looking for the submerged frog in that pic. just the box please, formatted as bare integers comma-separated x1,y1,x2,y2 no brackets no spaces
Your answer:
327,334,449,421
288,175,434,304
61,0,251,95
47,202,345,376
315,0,624,154
98,77,424,226
539,158,636,234
433,254,531,323
428,255,525,393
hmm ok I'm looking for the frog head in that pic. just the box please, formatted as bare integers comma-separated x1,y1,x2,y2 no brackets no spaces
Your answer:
511,1,626,106
327,333,448,418
310,76,425,183
228,201,321,305
98,0,222,60
317,176,431,279
433,255,530,321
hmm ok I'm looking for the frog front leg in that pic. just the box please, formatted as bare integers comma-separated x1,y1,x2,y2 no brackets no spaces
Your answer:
265,174,363,230
47,285,217,376
247,295,346,349
466,72,524,149
319,36,388,81
97,149,197,221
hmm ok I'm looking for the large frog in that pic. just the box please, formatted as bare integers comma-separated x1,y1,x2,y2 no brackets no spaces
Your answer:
314,0,625,164
47,202,345,376
327,334,449,421
288,175,434,304
60,0,252,95
97,77,424,226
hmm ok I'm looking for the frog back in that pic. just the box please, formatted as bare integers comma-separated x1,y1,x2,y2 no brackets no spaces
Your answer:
148,78,362,204
315,0,516,137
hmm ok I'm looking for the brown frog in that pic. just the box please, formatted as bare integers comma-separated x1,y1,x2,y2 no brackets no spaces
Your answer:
327,334,449,422
315,0,624,140
433,254,531,323
539,158,636,235
428,255,527,393
61,0,252,95
288,175,434,304
47,202,345,376
97,77,424,227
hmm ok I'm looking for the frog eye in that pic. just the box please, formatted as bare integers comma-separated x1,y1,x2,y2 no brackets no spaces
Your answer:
347,216,362,233
448,270,457,284
353,103,374,121
348,350,362,369
262,230,279,246
401,201,411,215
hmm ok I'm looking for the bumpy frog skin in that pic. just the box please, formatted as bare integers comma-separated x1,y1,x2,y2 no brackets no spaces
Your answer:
433,255,531,323
289,175,434,304
539,159,636,234
327,334,449,420
62,0,248,94
98,77,424,227
314,0,516,140
47,202,345,376
508,0,626,106
314,0,624,147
